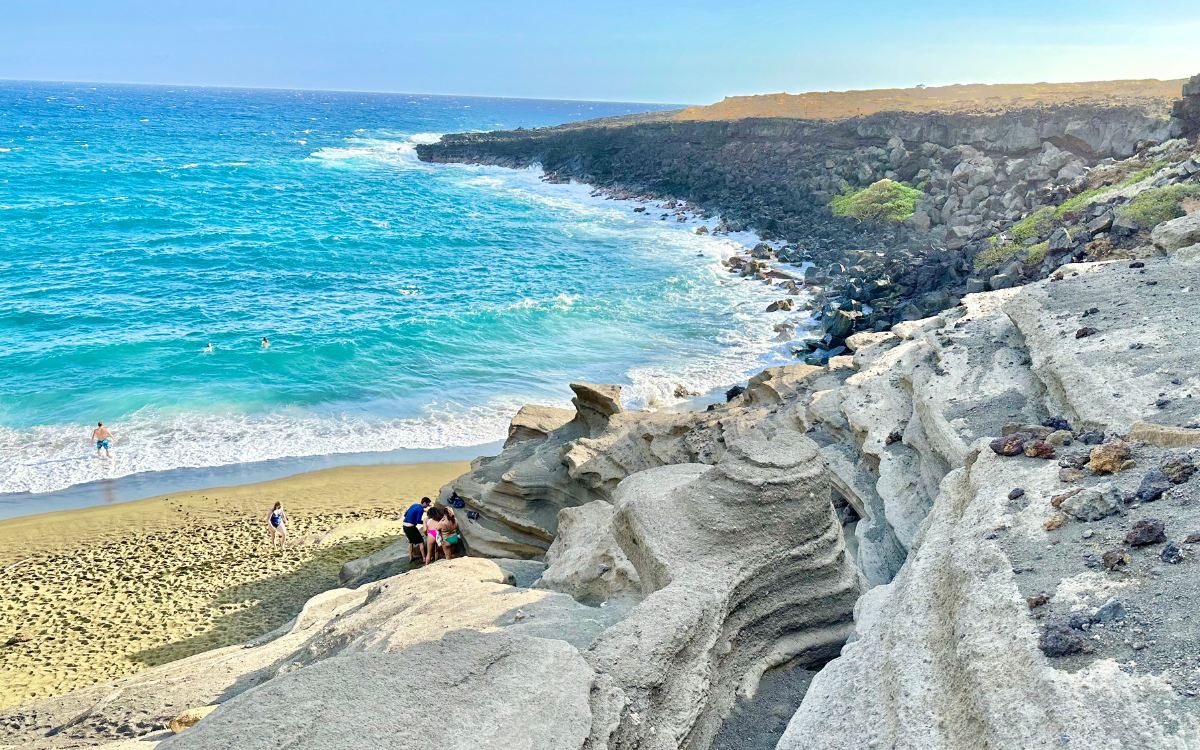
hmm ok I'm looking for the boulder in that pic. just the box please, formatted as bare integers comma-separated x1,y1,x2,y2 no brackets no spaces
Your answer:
505,404,576,447
1089,440,1132,474
1151,211,1200,253
534,501,640,605
1059,485,1121,521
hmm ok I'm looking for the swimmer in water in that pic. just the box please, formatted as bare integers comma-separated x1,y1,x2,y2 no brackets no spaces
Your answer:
261,336,269,348
204,343,214,353
92,422,113,458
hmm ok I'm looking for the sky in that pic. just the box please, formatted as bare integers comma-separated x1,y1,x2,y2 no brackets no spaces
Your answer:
3,0,1200,104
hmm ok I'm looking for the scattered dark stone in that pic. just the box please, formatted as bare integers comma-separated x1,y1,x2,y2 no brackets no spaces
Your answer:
1039,618,1086,657
1008,488,1026,500
1067,612,1092,630
1125,518,1166,547
1059,452,1091,469
1026,592,1050,609
1075,327,1099,339
1081,307,1100,318
1077,431,1105,446
1161,542,1185,564
1129,342,1144,350
1146,281,1158,286
725,385,745,402
990,434,1026,457
885,430,903,446
1155,399,1171,408
1094,598,1127,623
1024,440,1057,459
1137,469,1173,502
1160,455,1196,484
1129,261,1145,268
1083,553,1102,569
1185,532,1200,544
1042,416,1072,432
1102,548,1130,569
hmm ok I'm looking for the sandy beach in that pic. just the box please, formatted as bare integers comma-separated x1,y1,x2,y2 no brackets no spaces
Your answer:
0,461,468,710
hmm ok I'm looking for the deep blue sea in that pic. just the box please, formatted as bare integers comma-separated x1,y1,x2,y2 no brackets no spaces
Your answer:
0,82,799,498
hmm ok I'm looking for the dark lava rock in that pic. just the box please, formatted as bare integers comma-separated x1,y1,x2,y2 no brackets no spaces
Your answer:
1008,488,1026,500
1161,541,1185,564
1024,440,1056,459
1094,598,1127,623
1161,455,1196,484
1026,592,1050,609
990,435,1026,457
1075,327,1099,339
885,430,902,446
1067,611,1093,630
1137,469,1173,502
1083,553,1102,569
1059,452,1091,469
1042,416,1073,432
1129,261,1145,268
1155,399,1171,408
1077,431,1105,446
1125,519,1167,547
725,385,745,402
1039,619,1086,657
1102,549,1130,569
1186,532,1200,544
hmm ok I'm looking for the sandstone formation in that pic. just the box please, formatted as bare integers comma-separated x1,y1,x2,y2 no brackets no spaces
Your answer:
7,254,1200,750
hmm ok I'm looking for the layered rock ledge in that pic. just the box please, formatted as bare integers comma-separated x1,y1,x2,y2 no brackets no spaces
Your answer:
7,247,1200,750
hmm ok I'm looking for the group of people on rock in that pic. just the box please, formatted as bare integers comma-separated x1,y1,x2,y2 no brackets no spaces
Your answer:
401,496,461,564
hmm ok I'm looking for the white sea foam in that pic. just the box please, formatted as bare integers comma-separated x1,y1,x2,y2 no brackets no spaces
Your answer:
0,397,554,496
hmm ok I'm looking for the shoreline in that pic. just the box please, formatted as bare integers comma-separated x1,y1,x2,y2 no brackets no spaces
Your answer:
0,461,468,709
4,167,814,520
0,441,503,522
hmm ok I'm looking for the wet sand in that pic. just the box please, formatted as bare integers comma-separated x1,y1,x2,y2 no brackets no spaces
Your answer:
0,461,468,710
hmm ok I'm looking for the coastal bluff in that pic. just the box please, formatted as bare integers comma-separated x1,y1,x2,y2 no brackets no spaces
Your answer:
419,75,1200,345
6,251,1200,749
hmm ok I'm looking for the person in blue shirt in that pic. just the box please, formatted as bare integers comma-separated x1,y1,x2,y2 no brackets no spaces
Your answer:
402,497,432,562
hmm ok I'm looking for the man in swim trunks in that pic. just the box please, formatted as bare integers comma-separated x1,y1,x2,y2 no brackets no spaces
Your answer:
92,422,113,458
403,497,432,562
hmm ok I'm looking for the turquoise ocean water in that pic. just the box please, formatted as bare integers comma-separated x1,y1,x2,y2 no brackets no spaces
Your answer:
0,82,800,500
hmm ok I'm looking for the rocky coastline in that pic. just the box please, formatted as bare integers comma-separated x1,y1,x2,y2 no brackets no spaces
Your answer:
4,77,1200,750
418,74,1200,359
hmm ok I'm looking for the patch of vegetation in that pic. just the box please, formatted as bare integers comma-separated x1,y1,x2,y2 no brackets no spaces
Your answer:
973,241,1022,271
1010,207,1056,243
1117,184,1200,228
830,179,923,224
1024,241,1051,265
1123,160,1170,186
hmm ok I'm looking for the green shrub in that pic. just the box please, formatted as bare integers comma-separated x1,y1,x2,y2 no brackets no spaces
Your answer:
1010,207,1055,243
1117,184,1200,228
1024,241,1051,265
973,241,1022,271
830,179,923,224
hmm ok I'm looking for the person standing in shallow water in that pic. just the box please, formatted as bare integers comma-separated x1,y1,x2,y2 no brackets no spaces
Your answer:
261,336,269,348
92,422,113,458
268,501,288,549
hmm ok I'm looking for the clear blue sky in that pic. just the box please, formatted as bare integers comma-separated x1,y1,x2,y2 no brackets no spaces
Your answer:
4,0,1200,104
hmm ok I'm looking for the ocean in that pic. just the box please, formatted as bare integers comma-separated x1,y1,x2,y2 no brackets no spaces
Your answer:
0,81,802,508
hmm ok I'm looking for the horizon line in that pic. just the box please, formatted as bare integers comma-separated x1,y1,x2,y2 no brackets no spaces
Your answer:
0,77,694,109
